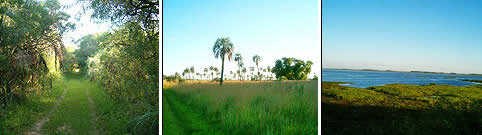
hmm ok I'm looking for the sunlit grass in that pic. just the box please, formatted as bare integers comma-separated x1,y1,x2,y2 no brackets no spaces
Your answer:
163,80,318,134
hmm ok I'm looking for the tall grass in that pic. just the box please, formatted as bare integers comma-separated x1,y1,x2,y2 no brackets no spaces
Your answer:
165,80,318,134
0,77,65,135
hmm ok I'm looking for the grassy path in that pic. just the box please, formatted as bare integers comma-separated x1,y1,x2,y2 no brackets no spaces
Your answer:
26,88,67,135
163,90,220,135
28,78,100,134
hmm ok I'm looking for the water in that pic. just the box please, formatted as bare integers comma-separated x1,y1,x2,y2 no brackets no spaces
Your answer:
322,69,482,88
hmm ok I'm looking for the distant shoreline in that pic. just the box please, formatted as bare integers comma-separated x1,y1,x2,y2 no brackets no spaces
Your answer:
322,68,482,76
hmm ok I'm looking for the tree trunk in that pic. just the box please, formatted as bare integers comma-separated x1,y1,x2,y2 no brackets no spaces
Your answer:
220,57,224,85
256,65,259,81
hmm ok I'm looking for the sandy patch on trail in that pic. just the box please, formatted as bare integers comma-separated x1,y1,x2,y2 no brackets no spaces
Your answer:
26,88,67,135
86,88,99,135
56,125,72,133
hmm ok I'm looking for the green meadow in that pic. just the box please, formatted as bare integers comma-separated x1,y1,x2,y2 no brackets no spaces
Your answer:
322,81,482,135
163,81,318,135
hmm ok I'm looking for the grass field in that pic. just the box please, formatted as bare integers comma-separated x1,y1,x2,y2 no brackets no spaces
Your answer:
162,80,318,135
322,81,482,135
0,75,158,135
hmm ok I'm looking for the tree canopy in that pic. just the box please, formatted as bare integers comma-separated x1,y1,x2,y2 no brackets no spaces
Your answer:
0,0,75,105
272,57,313,80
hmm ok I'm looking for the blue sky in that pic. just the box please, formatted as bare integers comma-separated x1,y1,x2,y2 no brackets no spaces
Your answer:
322,0,482,74
163,0,321,77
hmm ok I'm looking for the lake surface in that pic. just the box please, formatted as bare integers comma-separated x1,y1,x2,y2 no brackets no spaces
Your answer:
322,69,482,88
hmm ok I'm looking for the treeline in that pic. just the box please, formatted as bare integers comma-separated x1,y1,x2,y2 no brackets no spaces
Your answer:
0,0,74,106
165,56,316,82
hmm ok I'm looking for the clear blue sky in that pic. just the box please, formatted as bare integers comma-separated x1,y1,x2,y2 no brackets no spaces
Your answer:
322,0,482,74
163,0,321,77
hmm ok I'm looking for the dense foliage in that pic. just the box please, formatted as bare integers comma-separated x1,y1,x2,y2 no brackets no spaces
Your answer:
80,0,159,134
271,57,313,80
0,0,74,106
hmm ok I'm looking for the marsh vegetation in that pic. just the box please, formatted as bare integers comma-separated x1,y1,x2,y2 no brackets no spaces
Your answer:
322,81,481,135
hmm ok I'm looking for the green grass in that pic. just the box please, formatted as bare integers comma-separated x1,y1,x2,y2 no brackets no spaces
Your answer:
163,81,318,135
0,79,64,135
0,75,158,135
322,81,482,135
42,78,91,134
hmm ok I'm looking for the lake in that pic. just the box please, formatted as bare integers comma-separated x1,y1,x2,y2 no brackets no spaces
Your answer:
322,69,482,88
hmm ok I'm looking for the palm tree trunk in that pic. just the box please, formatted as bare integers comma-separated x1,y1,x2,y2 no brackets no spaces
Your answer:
256,65,259,81
220,57,225,85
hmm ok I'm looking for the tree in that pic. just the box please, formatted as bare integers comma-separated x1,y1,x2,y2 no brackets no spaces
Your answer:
209,66,214,80
174,72,180,80
204,68,208,80
242,67,247,81
212,37,234,85
0,0,74,105
184,68,190,80
250,67,255,77
252,55,261,80
234,53,244,81
272,57,313,80
263,68,267,80
236,70,241,80
267,66,271,80
88,0,159,39
74,34,101,74
190,66,194,79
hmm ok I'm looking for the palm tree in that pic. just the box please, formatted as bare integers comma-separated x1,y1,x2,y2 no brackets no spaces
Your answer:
183,68,190,79
190,66,195,79
242,67,247,81
249,67,255,80
236,70,241,80
175,72,180,80
209,66,214,80
267,66,271,80
252,55,261,80
259,67,264,80
213,37,234,85
262,68,267,80
204,68,208,80
234,53,243,81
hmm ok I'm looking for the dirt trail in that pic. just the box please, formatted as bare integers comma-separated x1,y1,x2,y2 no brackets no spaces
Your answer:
26,88,67,135
86,88,99,135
